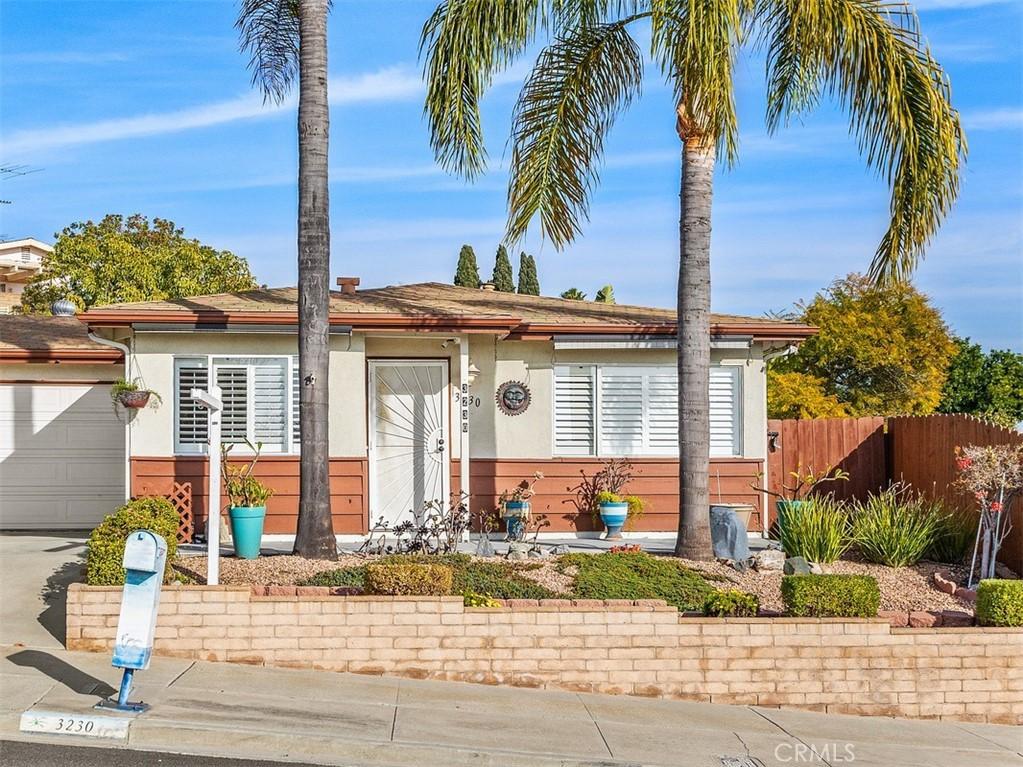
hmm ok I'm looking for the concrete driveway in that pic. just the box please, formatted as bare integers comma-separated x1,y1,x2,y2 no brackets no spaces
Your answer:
0,532,88,649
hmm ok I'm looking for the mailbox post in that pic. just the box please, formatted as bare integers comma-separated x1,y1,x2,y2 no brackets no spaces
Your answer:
97,529,167,713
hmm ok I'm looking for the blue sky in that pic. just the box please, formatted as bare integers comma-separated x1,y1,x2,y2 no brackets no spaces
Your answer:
2,0,1021,350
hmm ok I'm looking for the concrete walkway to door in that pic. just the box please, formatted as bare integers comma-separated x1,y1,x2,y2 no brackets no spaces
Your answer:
0,532,88,649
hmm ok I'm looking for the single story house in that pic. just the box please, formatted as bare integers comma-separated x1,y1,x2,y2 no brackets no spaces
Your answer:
2,282,815,536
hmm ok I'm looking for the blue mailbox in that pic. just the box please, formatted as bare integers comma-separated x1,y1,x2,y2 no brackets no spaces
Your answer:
97,529,167,713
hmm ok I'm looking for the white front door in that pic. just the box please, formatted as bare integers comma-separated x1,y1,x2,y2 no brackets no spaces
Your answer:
368,360,449,527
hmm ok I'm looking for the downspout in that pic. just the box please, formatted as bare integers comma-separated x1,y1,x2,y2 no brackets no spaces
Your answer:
88,330,132,503
759,343,798,538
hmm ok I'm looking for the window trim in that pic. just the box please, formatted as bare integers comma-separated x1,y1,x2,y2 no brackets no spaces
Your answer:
551,362,744,459
173,354,300,456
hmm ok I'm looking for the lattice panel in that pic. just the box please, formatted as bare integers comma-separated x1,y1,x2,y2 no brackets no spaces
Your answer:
169,481,194,543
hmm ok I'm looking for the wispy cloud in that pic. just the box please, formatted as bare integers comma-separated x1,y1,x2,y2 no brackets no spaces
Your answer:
3,66,424,157
962,108,1023,131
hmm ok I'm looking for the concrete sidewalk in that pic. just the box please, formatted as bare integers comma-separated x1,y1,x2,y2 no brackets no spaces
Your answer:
2,646,1020,767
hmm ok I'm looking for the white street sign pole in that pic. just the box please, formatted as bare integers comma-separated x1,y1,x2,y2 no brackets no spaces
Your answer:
191,385,223,586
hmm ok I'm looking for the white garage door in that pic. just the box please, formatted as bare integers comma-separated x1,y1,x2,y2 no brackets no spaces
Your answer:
0,384,124,529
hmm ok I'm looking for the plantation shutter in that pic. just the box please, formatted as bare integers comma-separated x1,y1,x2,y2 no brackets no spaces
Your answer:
253,359,288,450
175,359,209,453
291,356,300,446
709,366,741,456
215,366,249,444
599,369,644,455
554,365,595,456
645,368,678,453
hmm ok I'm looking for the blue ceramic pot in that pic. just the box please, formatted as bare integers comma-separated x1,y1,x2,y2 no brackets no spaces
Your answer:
229,506,266,559
503,501,530,541
599,502,629,540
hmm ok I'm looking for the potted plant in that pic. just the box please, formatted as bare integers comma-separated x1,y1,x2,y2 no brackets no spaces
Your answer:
499,472,543,541
596,491,631,539
222,441,274,559
110,378,162,409
751,465,849,540
572,459,645,539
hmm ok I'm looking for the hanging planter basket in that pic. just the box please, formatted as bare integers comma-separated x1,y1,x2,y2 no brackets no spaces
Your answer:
117,390,152,409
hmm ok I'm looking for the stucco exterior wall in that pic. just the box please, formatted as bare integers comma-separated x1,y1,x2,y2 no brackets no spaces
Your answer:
123,331,767,464
0,362,120,382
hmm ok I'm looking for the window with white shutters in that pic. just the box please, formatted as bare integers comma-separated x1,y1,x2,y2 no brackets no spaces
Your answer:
553,364,741,457
554,365,595,456
291,357,300,446
174,359,209,454
173,356,297,454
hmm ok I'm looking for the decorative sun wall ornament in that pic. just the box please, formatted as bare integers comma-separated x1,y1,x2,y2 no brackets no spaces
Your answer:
495,381,531,416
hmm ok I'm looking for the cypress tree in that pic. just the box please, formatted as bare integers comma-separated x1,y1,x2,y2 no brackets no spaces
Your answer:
453,244,481,288
492,245,515,292
517,253,540,295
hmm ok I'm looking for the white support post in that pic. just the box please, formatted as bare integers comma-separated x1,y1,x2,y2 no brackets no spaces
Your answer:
191,385,223,586
458,336,471,511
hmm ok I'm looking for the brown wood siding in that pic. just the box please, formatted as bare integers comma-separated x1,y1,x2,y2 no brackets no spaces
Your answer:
131,456,368,535
454,457,764,533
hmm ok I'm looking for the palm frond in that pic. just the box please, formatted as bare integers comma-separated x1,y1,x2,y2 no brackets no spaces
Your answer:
760,0,965,282
236,0,306,104
421,0,558,179
650,0,747,164
505,17,645,247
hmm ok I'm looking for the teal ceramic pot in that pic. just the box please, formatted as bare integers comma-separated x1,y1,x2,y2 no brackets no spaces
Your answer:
599,502,629,540
503,501,530,541
228,506,266,559
775,500,804,541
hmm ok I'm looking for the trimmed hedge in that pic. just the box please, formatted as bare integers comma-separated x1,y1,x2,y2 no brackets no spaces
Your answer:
781,574,879,618
976,579,1023,627
703,589,759,617
299,567,367,590
86,497,180,585
364,563,453,596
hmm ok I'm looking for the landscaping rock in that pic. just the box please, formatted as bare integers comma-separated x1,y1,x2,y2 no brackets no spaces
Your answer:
809,562,823,575
475,535,496,558
932,570,958,595
753,549,785,572
527,547,547,559
878,610,909,627
994,563,1018,579
954,586,977,603
940,610,974,627
507,542,531,561
550,544,571,555
784,556,812,575
909,610,942,628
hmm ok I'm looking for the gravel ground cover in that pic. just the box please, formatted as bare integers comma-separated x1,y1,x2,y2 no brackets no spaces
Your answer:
174,550,973,613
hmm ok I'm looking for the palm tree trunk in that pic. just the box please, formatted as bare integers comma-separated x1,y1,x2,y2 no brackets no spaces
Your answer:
674,136,715,561
293,0,336,559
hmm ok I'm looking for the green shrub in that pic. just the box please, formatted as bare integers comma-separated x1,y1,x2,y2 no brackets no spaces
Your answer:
778,496,852,564
781,574,879,618
381,554,556,600
976,580,1023,627
926,511,978,564
560,551,716,611
462,591,501,608
298,567,367,589
86,497,180,585
364,563,453,596
852,485,943,567
703,589,759,617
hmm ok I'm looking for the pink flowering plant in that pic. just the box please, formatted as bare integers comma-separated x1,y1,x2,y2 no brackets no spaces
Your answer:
956,444,1023,585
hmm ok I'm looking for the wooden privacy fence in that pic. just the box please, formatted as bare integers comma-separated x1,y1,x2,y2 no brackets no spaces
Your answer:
767,413,1023,570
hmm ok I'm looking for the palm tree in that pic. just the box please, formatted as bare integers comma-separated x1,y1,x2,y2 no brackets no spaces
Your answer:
421,1,963,559
238,0,337,559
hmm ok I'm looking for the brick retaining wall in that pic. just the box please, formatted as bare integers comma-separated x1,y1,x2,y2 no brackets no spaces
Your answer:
66,584,1022,724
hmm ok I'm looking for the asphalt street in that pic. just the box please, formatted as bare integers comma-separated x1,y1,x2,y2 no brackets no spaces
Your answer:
0,740,326,767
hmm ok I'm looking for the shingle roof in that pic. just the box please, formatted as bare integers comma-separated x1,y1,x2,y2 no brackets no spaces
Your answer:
0,315,122,361
81,282,814,339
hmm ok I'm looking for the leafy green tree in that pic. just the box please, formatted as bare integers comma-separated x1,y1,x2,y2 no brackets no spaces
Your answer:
594,284,615,304
238,0,337,559
21,215,257,313
492,245,515,292
561,288,586,300
516,252,540,295
454,244,481,288
938,339,1023,427
767,370,850,420
421,2,963,559
771,275,955,416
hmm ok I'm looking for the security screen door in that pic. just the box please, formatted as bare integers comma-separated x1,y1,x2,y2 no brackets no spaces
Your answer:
368,360,449,527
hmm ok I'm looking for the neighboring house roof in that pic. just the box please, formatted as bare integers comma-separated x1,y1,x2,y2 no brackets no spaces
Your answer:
0,315,122,363
80,282,815,341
